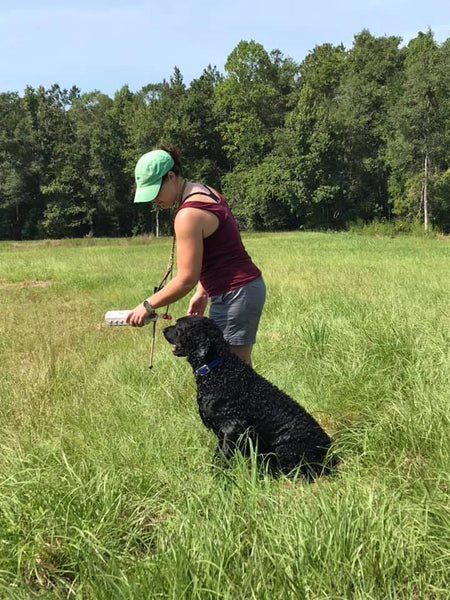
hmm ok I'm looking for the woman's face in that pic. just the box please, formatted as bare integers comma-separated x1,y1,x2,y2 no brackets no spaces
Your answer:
153,171,178,209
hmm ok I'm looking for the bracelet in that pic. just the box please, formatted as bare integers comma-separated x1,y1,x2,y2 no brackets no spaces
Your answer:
143,299,155,313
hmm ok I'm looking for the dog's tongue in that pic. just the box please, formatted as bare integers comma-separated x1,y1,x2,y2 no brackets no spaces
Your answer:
171,345,178,354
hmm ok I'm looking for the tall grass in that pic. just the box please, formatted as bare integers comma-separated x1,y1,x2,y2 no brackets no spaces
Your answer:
1,232,449,598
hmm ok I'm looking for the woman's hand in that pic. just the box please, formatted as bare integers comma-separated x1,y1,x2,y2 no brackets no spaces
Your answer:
126,303,150,327
187,291,209,316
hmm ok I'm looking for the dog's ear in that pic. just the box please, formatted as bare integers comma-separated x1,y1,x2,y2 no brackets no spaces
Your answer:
192,317,218,360
208,325,228,352
196,335,211,360
201,318,230,357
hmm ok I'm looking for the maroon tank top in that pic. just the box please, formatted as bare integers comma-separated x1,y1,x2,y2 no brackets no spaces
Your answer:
176,186,261,296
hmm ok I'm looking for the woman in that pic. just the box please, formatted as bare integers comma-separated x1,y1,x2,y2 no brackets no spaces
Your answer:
127,144,265,365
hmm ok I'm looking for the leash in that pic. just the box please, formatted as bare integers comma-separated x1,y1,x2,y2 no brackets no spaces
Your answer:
148,180,187,369
148,234,175,369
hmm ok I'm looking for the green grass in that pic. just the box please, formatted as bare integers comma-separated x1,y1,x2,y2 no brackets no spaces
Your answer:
1,232,449,599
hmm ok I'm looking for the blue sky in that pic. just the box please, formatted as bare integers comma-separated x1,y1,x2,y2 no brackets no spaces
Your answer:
0,0,448,97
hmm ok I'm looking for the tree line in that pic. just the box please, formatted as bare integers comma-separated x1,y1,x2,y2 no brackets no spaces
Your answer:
1,29,449,240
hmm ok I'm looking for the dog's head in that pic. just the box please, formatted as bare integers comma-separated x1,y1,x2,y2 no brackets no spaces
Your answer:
163,316,229,365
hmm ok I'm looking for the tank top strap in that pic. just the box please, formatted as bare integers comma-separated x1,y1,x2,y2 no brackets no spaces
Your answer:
182,184,221,204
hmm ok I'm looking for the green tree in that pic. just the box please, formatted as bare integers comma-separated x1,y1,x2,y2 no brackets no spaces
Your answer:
333,31,404,224
48,90,132,237
387,31,450,231
214,41,293,168
216,41,301,229
279,43,347,228
0,92,29,239
179,66,227,185
0,85,79,239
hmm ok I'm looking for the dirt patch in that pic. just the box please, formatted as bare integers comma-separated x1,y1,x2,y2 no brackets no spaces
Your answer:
0,280,53,289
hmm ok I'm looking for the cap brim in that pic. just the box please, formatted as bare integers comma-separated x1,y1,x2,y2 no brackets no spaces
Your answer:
133,181,162,203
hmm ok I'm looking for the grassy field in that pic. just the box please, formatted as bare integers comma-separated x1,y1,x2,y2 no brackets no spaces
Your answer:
1,232,449,599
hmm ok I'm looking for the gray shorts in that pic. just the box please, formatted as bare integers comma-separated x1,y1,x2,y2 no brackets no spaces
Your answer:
209,276,266,345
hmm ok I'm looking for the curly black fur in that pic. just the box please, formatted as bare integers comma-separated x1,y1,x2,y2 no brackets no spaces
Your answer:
164,316,338,478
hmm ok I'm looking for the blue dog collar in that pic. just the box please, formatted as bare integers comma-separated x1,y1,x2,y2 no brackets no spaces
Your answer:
196,357,224,377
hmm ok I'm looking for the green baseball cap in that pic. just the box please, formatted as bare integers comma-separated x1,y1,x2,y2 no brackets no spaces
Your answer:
134,150,175,203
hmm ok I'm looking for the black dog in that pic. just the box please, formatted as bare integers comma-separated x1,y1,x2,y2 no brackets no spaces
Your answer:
164,316,337,478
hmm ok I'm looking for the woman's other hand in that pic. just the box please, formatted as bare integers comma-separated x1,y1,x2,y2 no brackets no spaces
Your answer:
187,291,209,316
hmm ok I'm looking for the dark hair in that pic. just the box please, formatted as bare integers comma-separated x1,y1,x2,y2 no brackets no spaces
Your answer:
156,143,183,178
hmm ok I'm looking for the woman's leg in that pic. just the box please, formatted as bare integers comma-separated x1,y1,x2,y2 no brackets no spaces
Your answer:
230,344,253,366
209,277,265,367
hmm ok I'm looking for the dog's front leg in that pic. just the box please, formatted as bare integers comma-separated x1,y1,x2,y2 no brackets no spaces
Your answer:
218,422,243,460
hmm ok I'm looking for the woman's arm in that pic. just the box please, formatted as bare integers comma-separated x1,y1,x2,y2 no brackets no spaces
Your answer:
127,209,204,326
